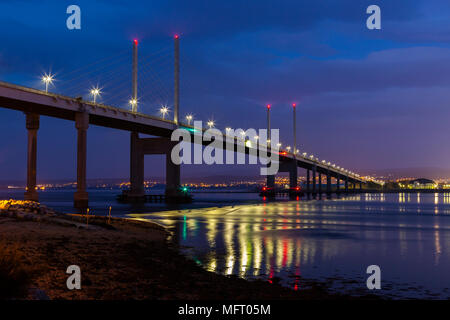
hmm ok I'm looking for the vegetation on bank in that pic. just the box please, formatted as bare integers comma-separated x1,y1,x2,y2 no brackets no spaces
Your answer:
0,243,35,299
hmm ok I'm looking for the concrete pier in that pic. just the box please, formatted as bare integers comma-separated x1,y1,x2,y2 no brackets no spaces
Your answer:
74,112,89,208
24,113,39,202
129,132,145,199
267,175,275,189
306,169,310,194
318,172,322,194
312,166,316,195
126,136,183,202
326,172,331,194
166,148,181,197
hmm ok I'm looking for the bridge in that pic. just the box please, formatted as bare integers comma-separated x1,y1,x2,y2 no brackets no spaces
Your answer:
0,37,381,208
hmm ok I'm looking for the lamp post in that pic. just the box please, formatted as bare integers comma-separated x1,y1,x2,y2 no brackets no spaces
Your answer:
186,114,193,125
41,73,54,93
129,98,138,111
160,106,169,119
90,87,101,103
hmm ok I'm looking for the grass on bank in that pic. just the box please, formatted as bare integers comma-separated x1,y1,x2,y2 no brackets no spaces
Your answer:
0,242,34,299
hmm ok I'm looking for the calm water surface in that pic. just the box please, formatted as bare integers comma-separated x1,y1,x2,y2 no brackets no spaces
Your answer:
2,189,450,298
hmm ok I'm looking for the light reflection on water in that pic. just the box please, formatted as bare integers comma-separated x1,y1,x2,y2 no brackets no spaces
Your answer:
130,193,450,299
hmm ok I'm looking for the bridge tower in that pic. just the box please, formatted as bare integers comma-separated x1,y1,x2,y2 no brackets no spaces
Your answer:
125,38,183,202
174,35,180,124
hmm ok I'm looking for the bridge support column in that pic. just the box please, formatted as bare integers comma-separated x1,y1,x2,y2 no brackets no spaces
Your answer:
128,132,145,199
138,137,186,202
360,182,363,191
336,175,340,193
24,113,39,202
279,160,297,199
306,169,310,194
326,172,331,195
289,167,297,189
318,172,322,195
74,112,89,209
345,176,349,193
312,166,316,195
267,175,275,189
165,150,180,198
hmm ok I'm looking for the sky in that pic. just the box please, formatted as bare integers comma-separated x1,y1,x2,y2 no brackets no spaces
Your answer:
1,0,450,181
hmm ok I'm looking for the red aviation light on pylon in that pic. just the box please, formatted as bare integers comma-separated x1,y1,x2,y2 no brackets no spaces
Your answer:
292,103,296,108
267,104,271,109
133,39,138,45
174,34,179,39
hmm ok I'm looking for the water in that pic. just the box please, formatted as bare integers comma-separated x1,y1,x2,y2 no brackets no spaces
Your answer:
2,189,450,299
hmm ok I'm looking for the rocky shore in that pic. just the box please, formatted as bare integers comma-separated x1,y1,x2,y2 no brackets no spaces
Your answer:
0,200,376,300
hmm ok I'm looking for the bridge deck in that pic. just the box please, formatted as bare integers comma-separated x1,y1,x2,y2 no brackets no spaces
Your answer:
0,81,367,183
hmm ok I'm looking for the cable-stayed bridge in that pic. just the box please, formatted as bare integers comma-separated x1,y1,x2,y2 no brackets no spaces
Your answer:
0,37,381,208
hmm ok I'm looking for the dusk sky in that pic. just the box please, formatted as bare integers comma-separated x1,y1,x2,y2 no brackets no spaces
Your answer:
1,0,450,181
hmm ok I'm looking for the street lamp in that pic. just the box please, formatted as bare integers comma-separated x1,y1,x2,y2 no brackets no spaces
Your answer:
286,146,291,152
129,98,138,111
185,114,193,125
207,120,215,128
41,73,54,93
90,87,101,103
160,106,169,119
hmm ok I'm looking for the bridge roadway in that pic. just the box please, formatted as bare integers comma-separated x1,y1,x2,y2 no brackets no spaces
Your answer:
0,81,369,207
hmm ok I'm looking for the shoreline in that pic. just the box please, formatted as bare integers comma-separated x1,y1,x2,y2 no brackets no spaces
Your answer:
0,200,378,300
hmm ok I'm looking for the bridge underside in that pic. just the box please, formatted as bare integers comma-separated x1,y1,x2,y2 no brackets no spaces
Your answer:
126,133,181,200
266,159,363,198
1,82,370,208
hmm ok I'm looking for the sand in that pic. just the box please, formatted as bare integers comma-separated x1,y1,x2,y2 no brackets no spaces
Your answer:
0,202,376,300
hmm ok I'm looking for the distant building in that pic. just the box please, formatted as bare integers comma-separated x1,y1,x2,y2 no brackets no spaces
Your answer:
408,178,437,189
